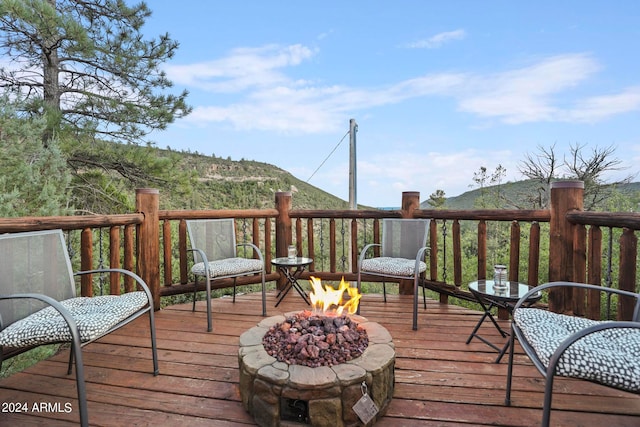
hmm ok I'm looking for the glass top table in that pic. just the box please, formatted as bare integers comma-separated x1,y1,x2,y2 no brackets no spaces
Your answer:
271,257,313,307
467,280,541,362
469,279,536,301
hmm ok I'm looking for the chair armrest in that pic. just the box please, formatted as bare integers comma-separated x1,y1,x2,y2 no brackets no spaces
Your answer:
236,242,265,263
74,268,154,307
358,243,381,266
187,247,211,278
513,281,640,321
414,246,430,274
187,247,209,264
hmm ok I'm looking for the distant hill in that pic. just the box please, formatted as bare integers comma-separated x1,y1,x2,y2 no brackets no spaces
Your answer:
423,180,640,211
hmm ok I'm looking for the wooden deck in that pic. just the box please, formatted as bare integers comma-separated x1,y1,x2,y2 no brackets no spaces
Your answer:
1,290,639,426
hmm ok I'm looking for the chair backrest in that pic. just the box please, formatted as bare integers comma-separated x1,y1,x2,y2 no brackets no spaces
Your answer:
381,219,430,259
0,229,75,327
186,219,237,261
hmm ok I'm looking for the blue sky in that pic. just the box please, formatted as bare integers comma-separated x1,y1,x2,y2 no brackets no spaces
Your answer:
144,1,640,207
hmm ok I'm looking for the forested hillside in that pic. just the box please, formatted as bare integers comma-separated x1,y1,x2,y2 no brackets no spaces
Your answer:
158,148,351,211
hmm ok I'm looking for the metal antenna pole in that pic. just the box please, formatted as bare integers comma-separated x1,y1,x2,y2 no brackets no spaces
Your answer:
349,118,358,210
348,119,358,280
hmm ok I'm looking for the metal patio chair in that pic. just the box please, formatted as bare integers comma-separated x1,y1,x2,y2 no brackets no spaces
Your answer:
505,281,640,426
357,218,430,330
0,229,159,427
186,219,266,332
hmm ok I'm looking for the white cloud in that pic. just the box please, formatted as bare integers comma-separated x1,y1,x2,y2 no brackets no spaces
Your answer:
457,54,640,124
458,54,600,123
168,46,639,134
406,29,467,49
173,43,467,133
183,72,465,133
563,86,640,122
164,44,316,93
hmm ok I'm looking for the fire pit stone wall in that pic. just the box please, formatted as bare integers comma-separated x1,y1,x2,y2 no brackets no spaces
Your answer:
239,313,395,427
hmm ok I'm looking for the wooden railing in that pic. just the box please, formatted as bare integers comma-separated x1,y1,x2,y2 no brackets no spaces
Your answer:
0,215,144,294
565,209,640,320
1,183,638,321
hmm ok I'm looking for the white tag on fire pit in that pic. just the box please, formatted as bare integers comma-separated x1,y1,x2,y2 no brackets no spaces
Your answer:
352,382,378,424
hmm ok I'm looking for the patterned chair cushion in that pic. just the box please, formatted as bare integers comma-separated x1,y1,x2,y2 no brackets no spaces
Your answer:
0,292,149,347
514,308,640,392
191,257,263,278
361,257,427,277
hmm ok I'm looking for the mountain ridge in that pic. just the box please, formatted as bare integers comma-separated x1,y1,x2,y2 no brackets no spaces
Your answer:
425,179,640,211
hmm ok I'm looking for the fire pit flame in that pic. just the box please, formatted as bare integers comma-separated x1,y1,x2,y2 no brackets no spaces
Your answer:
309,276,361,316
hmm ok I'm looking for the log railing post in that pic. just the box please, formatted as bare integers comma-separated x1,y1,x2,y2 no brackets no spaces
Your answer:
275,191,292,290
136,188,160,310
548,180,584,313
401,191,420,218
527,222,541,288
477,220,487,280
618,228,637,320
399,191,420,294
586,226,602,319
80,228,93,296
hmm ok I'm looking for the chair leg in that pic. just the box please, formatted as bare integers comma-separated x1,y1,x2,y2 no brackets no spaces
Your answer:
261,269,267,316
148,308,160,376
422,281,427,309
192,276,198,312
541,366,557,427
64,320,88,426
71,339,89,427
382,282,387,302
67,346,74,375
356,269,362,315
206,277,213,332
412,274,419,330
504,326,517,406
232,277,237,303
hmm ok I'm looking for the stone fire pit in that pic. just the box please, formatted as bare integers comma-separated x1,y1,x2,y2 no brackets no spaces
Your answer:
238,312,395,426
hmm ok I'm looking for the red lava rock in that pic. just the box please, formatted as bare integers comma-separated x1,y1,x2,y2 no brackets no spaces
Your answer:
262,311,369,367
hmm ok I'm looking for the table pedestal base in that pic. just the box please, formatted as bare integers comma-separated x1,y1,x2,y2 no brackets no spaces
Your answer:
465,299,510,363
275,265,311,307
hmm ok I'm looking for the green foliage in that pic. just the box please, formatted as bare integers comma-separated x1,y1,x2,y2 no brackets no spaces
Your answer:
63,138,197,213
0,344,61,378
470,165,507,209
0,97,72,216
426,189,446,208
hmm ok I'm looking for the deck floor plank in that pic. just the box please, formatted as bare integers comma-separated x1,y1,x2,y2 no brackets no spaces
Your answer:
1,290,639,426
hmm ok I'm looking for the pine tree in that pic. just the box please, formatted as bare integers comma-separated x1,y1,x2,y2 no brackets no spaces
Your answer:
0,0,191,145
427,189,446,208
